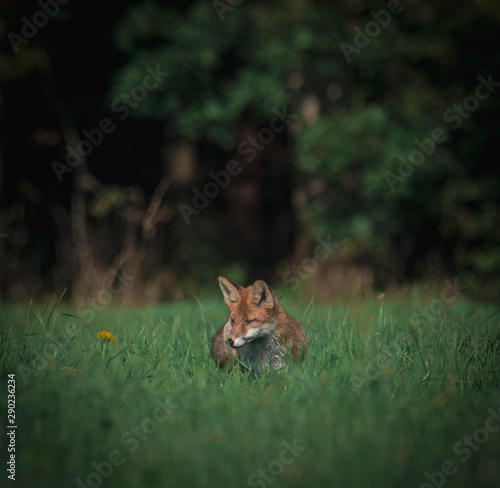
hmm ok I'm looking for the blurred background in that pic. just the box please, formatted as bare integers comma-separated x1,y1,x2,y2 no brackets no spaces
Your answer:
0,0,499,305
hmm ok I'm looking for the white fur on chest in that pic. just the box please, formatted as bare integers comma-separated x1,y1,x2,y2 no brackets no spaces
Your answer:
239,330,287,373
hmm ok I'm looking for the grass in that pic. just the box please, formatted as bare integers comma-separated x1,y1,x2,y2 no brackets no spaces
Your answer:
1,293,500,488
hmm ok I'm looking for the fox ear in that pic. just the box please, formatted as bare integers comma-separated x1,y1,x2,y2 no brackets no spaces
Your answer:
251,280,274,309
218,276,240,306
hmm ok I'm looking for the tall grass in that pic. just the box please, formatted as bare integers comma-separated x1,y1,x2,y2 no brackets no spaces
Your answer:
1,294,499,488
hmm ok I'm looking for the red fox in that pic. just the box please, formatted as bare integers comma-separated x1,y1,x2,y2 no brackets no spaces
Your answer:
212,277,308,373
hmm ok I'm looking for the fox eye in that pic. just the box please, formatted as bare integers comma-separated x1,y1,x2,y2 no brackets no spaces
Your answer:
245,319,255,325
229,317,234,324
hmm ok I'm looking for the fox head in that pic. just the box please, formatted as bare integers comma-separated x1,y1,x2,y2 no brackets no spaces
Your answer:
218,276,278,349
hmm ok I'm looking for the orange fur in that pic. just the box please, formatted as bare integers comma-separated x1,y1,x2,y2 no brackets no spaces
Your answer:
212,277,308,372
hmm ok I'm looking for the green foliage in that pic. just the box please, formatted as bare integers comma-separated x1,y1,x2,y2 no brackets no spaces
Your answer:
105,1,500,293
2,296,500,487
293,98,459,285
110,1,347,148
441,177,500,296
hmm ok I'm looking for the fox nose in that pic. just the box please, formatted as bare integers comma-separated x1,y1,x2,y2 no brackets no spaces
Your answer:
227,338,234,347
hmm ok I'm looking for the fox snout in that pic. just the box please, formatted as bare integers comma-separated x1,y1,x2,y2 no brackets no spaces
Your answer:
214,276,308,372
227,323,274,348
227,325,257,348
226,334,246,348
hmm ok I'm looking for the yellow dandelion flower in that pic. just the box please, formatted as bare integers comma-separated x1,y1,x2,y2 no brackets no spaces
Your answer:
96,331,116,342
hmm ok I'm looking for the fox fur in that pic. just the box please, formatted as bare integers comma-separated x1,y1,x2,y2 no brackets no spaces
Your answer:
212,277,308,373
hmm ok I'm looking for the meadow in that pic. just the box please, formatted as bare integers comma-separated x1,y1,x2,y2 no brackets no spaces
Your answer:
1,289,500,488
